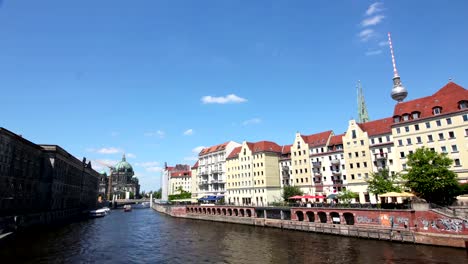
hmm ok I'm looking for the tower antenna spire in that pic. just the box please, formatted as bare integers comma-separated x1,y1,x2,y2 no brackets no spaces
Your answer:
388,32,408,102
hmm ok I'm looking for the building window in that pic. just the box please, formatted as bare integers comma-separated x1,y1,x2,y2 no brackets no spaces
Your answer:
454,159,461,166
438,133,444,140
452,145,458,152
465,128,468,136
407,138,412,145
348,153,352,158
416,136,422,144
449,131,455,138
355,152,359,157
459,101,468,109
441,146,447,153
398,139,403,146
364,162,367,167
464,114,468,122
362,151,366,157
371,139,375,144
436,120,442,127
428,135,433,142
350,163,354,169
351,174,355,180
358,173,362,179
396,128,401,134
446,118,452,125
426,122,431,128
357,163,360,168
414,124,419,131
400,152,405,158
433,107,441,115
402,114,409,121
352,130,356,139
378,137,383,143
386,136,390,142
393,116,400,123
412,112,420,119
405,126,409,132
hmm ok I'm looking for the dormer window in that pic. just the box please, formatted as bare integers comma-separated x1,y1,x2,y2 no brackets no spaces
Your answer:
411,111,420,119
393,116,400,123
432,107,442,115
402,114,410,121
459,100,468,109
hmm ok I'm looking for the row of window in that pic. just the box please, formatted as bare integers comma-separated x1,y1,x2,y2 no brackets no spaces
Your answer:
397,131,458,147
393,102,468,123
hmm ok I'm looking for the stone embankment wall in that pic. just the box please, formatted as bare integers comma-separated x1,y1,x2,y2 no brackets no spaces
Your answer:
152,204,468,248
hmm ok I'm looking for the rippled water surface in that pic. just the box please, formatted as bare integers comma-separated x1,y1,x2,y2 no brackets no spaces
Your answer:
1,209,467,263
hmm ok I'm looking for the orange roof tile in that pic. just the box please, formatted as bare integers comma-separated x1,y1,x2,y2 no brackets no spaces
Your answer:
191,161,199,169
357,117,393,136
226,146,242,159
329,134,344,145
247,141,282,153
281,144,292,154
393,82,468,121
301,130,333,147
199,142,229,155
170,171,192,178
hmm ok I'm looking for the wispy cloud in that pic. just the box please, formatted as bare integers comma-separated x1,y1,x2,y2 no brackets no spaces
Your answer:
242,118,262,126
96,147,122,154
201,94,247,104
378,40,389,47
361,15,384,27
146,166,163,173
183,129,194,136
192,146,205,154
144,130,165,138
358,29,375,42
127,153,137,159
365,50,382,56
366,2,383,16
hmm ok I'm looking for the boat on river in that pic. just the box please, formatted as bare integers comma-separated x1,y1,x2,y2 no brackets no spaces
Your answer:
123,205,132,212
89,208,108,218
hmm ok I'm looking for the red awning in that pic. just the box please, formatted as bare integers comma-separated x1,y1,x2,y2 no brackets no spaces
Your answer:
288,195,303,199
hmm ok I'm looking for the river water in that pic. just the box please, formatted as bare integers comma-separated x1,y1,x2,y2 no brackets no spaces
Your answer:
0,208,467,263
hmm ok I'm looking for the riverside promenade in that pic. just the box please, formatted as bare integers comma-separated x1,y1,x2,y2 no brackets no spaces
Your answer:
153,203,468,249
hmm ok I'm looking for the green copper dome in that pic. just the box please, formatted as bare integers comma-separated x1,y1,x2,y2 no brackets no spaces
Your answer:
114,154,134,173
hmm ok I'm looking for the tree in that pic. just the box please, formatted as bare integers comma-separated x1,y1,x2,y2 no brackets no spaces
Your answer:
402,147,460,205
366,168,402,195
338,190,359,204
168,187,191,201
282,185,303,202
154,188,162,199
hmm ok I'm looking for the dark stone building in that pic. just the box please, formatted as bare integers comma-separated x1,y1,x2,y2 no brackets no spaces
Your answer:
0,127,100,228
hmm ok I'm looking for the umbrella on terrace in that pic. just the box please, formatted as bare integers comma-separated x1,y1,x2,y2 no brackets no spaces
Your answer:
327,193,338,199
288,195,303,199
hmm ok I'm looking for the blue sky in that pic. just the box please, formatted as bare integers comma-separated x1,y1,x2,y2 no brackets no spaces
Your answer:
1,1,467,191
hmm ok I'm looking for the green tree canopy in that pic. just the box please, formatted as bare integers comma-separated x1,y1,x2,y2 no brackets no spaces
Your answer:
338,190,359,204
168,186,191,201
403,147,460,205
282,185,303,201
366,168,402,195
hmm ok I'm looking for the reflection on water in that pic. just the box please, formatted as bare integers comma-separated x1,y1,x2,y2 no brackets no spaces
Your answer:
0,209,466,263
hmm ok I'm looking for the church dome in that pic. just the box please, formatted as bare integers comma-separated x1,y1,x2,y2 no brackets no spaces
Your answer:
114,154,134,173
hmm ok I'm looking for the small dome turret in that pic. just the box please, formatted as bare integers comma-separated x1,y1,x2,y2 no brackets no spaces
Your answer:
114,154,134,173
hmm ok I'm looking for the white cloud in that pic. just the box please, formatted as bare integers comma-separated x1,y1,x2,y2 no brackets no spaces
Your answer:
136,161,160,168
201,94,247,104
126,153,137,159
144,130,165,138
192,146,205,154
96,147,122,154
242,118,262,126
183,129,194,136
365,50,382,56
358,29,375,42
366,2,383,16
361,15,385,27
378,41,389,47
146,166,163,173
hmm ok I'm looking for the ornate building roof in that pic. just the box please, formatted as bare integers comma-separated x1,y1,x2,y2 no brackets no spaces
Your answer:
114,154,134,173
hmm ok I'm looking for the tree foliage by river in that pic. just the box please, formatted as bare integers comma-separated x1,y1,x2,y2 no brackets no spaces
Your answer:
282,185,303,201
366,168,402,195
403,147,460,205
168,187,191,201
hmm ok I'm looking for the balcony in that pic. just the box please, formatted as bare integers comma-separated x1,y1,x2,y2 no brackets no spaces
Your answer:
331,159,340,166
332,170,341,176
374,153,387,161
198,181,208,186
312,161,321,168
211,169,221,175
314,172,322,177
314,180,323,184
199,171,209,176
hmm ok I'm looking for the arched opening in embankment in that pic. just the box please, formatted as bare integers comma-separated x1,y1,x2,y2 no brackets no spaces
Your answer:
222,208,227,215
203,208,207,214
306,211,315,222
217,208,221,215
296,211,304,221
228,209,232,216
234,209,239,216
318,212,327,223
246,209,252,217
240,209,245,217
330,212,340,224
198,208,202,214
343,213,355,225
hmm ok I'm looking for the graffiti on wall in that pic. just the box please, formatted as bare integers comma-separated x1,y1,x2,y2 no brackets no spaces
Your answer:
417,217,468,233
356,215,380,224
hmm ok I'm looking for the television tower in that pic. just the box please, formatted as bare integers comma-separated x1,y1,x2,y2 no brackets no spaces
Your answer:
388,32,408,102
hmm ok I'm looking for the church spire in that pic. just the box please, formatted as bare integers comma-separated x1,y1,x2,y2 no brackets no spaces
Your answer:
357,80,370,123
122,153,126,162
